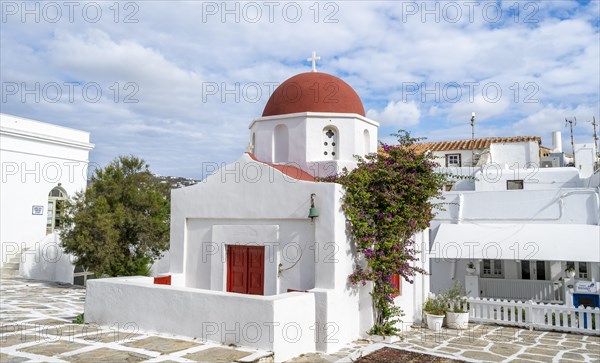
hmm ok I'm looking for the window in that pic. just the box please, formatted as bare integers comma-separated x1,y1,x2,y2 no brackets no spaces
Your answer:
363,129,370,155
47,186,67,234
445,154,461,167
273,125,289,162
521,260,530,279
391,274,401,297
250,133,256,154
578,262,588,279
482,259,503,278
507,180,524,190
322,126,339,160
566,261,589,279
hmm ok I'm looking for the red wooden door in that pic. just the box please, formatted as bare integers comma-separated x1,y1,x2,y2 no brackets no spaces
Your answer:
247,246,264,295
227,245,264,295
227,245,248,294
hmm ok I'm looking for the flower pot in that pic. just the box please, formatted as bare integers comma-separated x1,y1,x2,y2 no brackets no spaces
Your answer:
369,334,401,343
446,311,469,330
425,313,445,331
466,267,476,275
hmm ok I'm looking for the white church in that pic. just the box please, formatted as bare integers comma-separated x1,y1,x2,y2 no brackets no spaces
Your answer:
85,58,430,360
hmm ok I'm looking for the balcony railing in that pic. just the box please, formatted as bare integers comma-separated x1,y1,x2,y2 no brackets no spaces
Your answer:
480,278,563,303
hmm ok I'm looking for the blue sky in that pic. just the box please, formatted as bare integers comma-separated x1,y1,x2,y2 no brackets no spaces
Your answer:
2,0,599,178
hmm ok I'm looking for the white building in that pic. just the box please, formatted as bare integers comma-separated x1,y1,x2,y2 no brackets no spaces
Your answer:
0,113,94,284
85,70,429,361
423,133,600,309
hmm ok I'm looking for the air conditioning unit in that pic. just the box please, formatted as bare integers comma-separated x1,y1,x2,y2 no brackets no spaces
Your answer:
540,156,560,168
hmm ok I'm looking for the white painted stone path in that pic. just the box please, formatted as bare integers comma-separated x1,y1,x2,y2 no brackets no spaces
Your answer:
1,272,599,362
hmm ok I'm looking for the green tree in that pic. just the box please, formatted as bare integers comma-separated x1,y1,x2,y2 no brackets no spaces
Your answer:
326,131,455,336
61,155,170,277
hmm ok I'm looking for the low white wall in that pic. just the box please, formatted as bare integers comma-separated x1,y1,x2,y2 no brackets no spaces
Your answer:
85,277,315,361
432,188,598,225
474,167,580,191
19,232,74,284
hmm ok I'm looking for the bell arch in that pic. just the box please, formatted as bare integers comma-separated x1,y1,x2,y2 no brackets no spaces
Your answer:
322,126,339,160
273,124,289,162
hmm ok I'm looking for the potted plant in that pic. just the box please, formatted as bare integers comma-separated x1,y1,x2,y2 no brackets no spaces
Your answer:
466,261,476,275
422,294,446,331
443,280,470,330
565,265,576,279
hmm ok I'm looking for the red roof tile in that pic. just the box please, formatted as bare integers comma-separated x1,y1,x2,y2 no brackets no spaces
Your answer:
246,153,316,182
409,136,541,154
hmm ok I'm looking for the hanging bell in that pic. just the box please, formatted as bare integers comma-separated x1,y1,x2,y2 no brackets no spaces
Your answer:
308,207,319,219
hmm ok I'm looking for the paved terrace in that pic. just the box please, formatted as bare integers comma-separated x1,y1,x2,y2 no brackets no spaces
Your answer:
1,272,598,362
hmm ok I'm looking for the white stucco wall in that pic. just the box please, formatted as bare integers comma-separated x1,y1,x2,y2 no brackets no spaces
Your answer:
0,113,93,269
490,141,540,167
474,166,581,191
19,232,75,284
432,188,598,226
575,142,597,179
85,277,316,361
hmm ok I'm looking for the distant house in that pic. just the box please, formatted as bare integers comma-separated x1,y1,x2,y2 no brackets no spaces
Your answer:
411,135,543,169
421,133,600,308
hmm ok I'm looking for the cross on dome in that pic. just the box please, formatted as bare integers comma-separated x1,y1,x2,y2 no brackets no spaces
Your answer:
307,51,321,72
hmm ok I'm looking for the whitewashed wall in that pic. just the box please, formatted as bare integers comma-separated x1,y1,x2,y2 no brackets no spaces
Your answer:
0,114,93,269
85,277,316,361
19,232,74,284
490,141,539,167
432,188,598,226
474,167,581,191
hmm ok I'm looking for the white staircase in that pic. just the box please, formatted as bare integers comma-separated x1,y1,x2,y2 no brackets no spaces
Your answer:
1,252,21,276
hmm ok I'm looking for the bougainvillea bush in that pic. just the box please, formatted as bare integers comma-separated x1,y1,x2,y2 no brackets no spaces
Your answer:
325,131,453,336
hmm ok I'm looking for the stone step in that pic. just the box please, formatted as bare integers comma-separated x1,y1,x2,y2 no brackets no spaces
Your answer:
3,262,19,270
0,268,18,276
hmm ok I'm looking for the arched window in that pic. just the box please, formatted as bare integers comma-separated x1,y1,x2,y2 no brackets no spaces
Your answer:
322,126,339,160
363,129,371,155
47,186,67,234
273,124,289,163
250,132,256,154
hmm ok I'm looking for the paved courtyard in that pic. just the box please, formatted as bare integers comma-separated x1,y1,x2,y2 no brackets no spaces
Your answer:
1,272,599,362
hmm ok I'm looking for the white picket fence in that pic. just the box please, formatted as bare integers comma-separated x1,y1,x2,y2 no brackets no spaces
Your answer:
467,297,600,335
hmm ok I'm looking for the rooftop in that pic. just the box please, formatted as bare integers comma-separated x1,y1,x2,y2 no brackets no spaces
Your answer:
410,136,542,153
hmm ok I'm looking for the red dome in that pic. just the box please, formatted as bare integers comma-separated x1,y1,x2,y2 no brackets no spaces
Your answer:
262,72,365,117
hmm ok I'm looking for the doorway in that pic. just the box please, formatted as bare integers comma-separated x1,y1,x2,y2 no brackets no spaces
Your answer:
227,245,264,295
521,260,547,280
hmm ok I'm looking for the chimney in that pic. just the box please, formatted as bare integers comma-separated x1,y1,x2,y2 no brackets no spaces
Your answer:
552,131,562,153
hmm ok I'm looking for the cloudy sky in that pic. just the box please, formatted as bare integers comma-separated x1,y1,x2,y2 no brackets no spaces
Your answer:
2,0,599,178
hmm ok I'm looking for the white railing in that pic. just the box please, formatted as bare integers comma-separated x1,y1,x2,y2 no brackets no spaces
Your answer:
480,278,563,303
467,297,600,335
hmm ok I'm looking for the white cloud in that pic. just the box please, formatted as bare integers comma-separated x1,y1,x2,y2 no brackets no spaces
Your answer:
1,1,598,178
367,101,421,126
